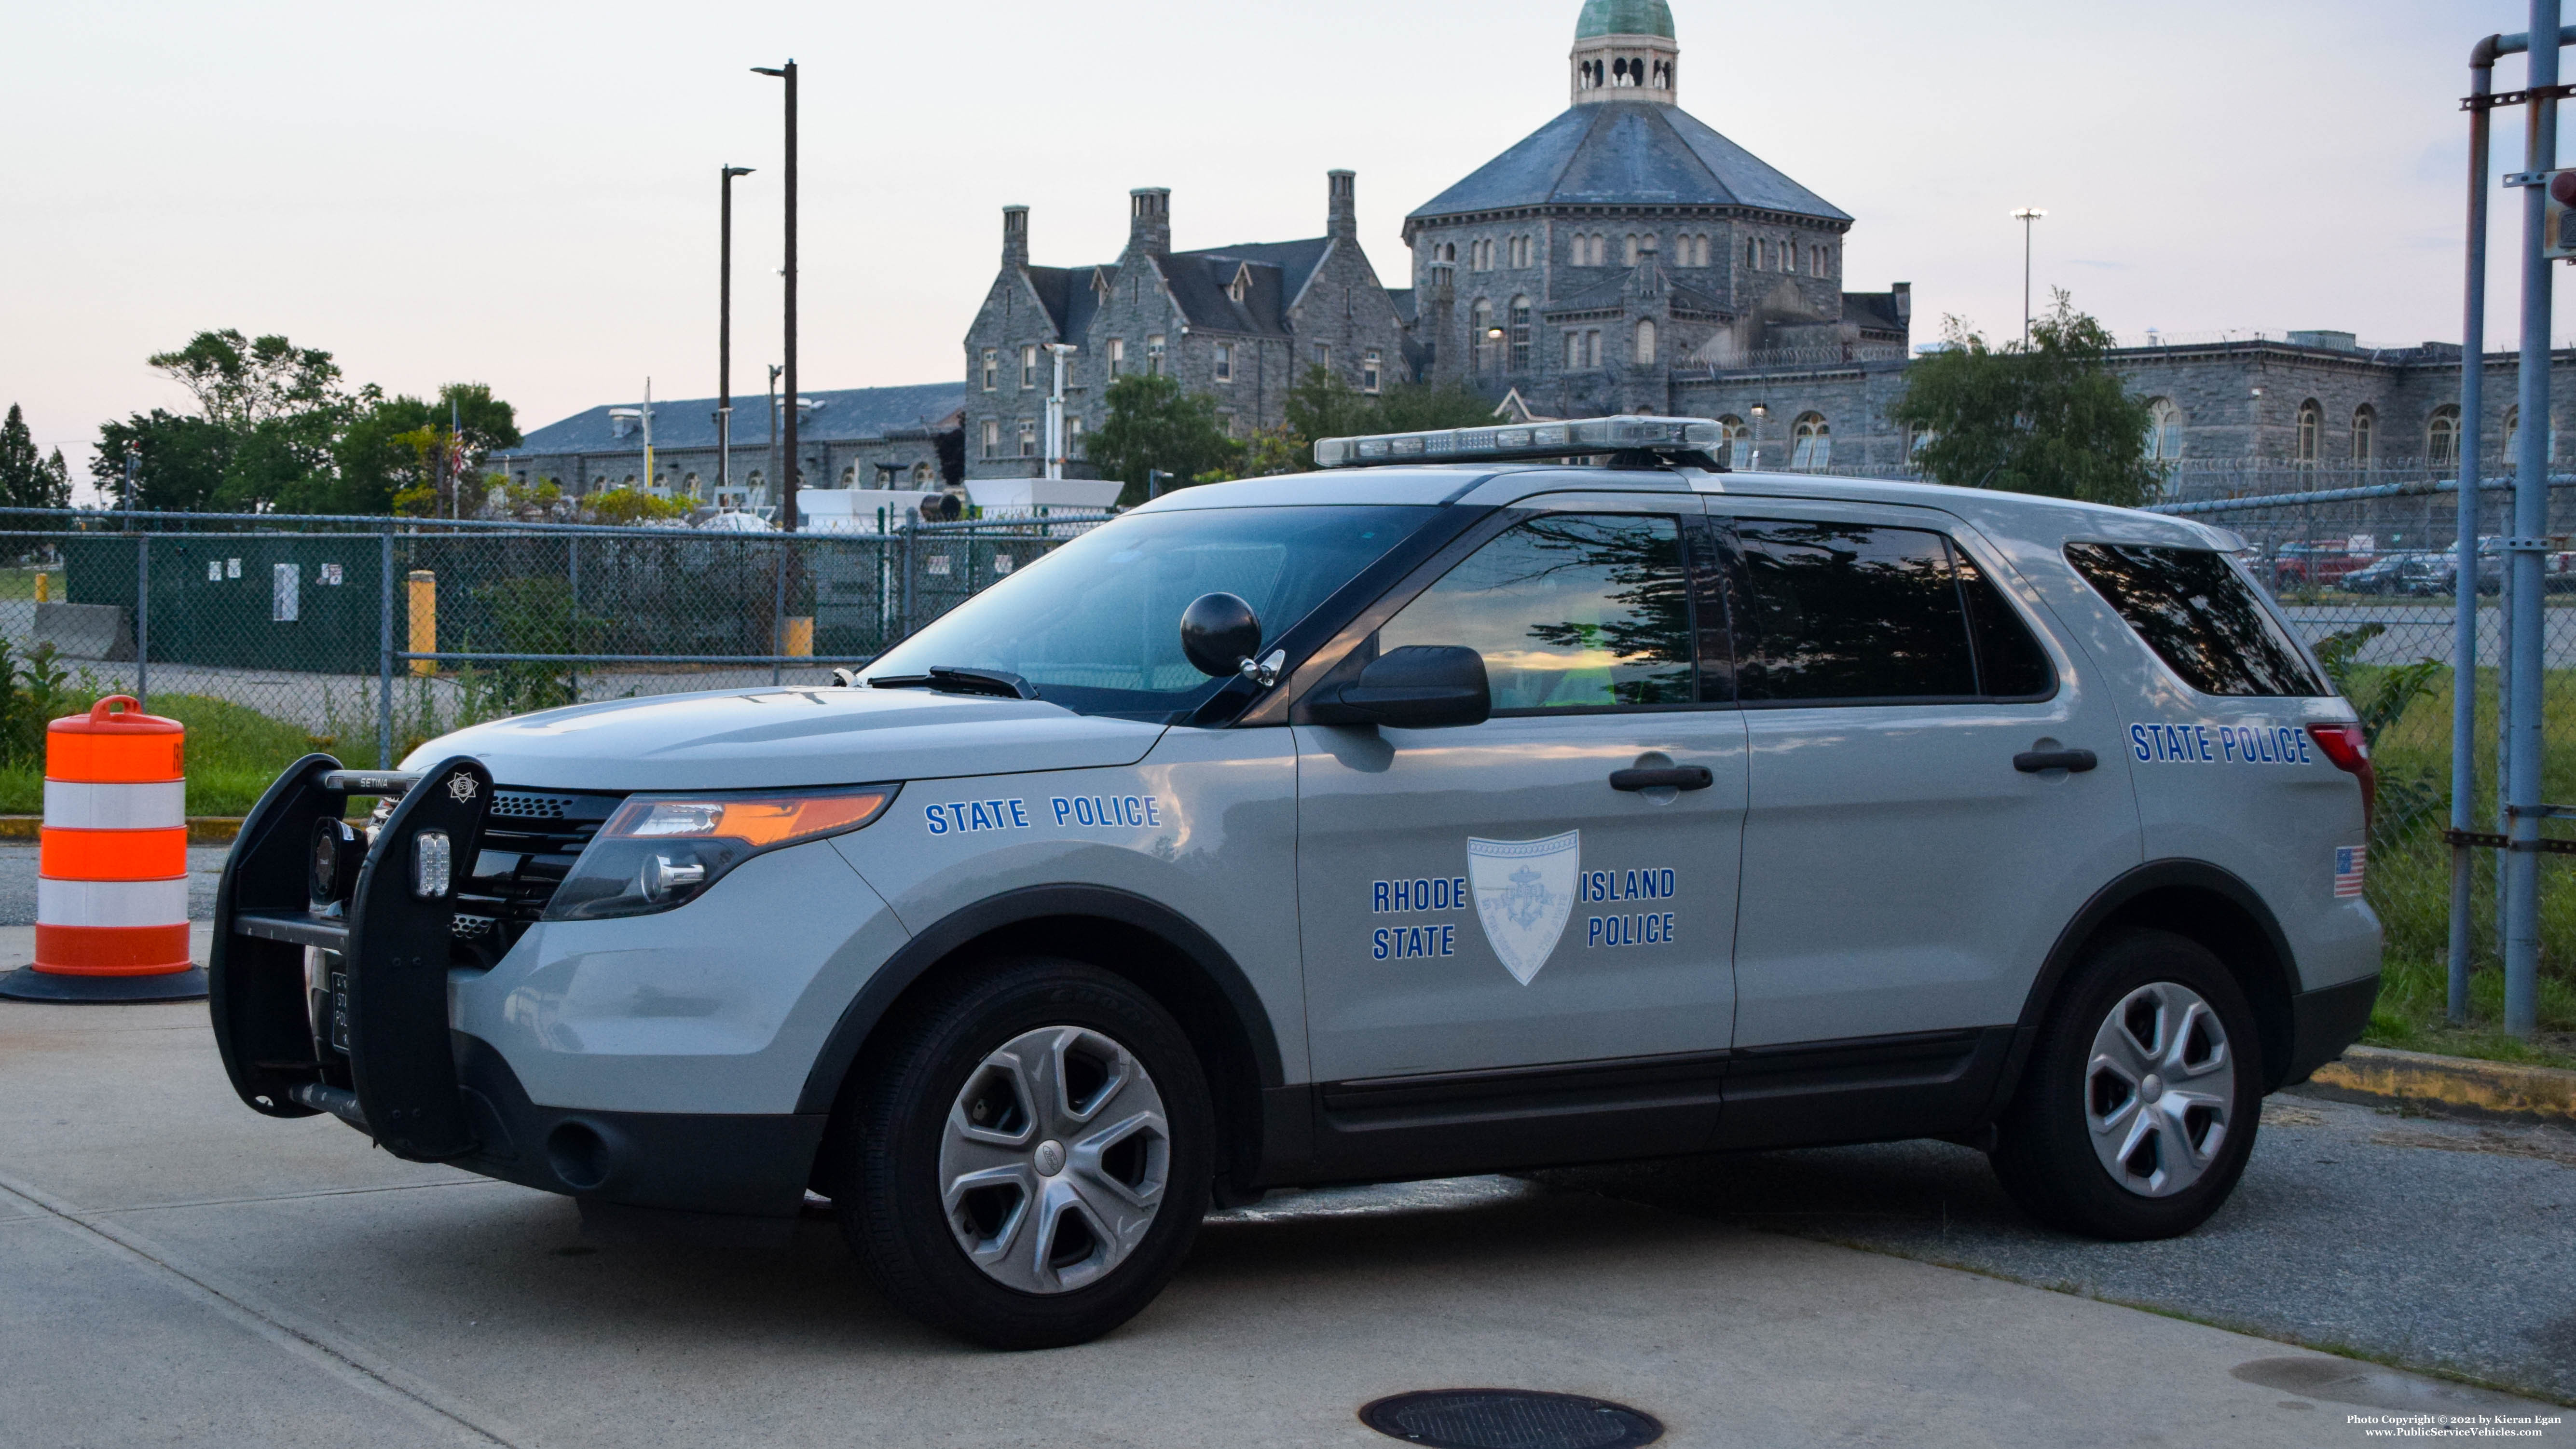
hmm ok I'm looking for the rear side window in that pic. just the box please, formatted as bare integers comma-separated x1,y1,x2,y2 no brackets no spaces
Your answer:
1731,521,2053,703
2063,543,2323,697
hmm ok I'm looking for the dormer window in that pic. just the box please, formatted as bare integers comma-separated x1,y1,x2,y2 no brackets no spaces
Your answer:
1227,263,1253,305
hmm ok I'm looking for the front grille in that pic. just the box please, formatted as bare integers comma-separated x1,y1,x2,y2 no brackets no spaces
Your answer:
461,790,625,924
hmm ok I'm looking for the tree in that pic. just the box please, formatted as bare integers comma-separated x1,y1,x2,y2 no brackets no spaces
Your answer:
333,385,520,516
0,404,51,510
1285,367,1494,451
1889,292,2160,508
38,449,70,510
91,410,233,512
1088,373,1239,505
148,329,345,431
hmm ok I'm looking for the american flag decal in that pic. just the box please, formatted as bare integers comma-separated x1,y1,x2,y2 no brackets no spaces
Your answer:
2334,846,2367,899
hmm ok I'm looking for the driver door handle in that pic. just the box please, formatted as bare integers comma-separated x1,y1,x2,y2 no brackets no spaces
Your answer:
2013,749,2098,774
1610,766,1714,793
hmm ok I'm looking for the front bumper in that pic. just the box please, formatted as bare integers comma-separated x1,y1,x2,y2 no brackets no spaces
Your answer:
207,755,860,1221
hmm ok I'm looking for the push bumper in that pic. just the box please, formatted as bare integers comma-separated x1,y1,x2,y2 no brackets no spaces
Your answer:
208,755,824,1221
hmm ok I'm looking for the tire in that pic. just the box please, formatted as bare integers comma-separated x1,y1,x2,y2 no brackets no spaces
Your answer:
831,957,1213,1349
1990,929,2264,1240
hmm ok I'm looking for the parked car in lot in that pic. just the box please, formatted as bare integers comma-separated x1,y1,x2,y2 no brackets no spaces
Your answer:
2340,552,2450,597
2267,541,2370,590
210,416,2383,1349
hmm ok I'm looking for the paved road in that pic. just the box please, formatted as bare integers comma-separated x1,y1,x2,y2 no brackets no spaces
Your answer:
1552,1091,2576,1404
0,997,2565,1448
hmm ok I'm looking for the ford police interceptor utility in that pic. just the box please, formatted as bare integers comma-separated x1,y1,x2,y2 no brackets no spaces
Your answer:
209,417,2381,1349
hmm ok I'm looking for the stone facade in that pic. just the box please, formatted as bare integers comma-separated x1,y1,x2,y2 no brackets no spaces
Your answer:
961,174,1411,481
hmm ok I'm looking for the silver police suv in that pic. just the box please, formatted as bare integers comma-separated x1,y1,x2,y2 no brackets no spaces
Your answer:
211,418,2381,1349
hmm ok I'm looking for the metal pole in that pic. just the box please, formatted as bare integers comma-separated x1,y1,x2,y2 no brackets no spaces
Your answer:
567,535,580,704
720,164,752,504
754,61,798,536
772,536,788,686
2452,37,2499,1023
133,535,148,711
378,528,394,768
767,364,781,515
2502,0,2560,1039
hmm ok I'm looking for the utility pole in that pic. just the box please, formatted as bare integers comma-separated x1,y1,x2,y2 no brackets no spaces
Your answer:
753,60,798,533
719,164,754,506
2011,207,2046,346
1043,343,1077,481
767,363,782,519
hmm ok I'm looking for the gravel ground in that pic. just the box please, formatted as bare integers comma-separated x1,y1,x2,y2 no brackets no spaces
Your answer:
0,844,233,926
1548,1092,2576,1404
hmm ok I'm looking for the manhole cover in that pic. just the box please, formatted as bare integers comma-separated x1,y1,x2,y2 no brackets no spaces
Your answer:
1359,1389,1663,1449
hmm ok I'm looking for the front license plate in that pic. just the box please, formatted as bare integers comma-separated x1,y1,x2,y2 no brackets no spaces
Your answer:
329,969,351,1054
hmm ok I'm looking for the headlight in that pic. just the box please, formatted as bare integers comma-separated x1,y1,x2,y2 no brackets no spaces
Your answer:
543,785,898,921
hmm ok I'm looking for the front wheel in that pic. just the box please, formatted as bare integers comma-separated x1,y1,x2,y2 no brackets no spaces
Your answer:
832,957,1212,1349
1991,930,2263,1240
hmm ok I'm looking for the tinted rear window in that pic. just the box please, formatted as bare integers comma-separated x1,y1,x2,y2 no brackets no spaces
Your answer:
2064,543,2323,697
1733,522,1976,701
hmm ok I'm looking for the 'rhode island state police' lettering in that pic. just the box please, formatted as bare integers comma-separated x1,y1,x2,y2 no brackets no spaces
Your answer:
1373,923,1457,960
1373,876,1468,913
2129,722,2314,767
924,799,1032,834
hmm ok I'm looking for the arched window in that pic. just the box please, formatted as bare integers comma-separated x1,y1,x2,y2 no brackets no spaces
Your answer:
1625,234,1641,266
913,461,934,484
1718,415,1751,469
840,465,856,486
1471,299,1495,375
1564,330,1584,369
2147,399,2184,461
2505,405,2522,460
2351,405,2376,464
1785,242,1800,275
1746,237,1758,268
1509,296,1533,372
1790,413,1831,471
2426,406,2462,468
1634,317,1657,367
2295,400,2322,463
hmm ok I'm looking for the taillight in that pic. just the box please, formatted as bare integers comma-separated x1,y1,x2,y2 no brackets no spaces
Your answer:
2307,723,2375,829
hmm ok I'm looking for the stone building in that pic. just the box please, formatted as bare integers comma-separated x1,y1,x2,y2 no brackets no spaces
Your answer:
960,173,1412,481
1404,0,1915,466
493,383,963,512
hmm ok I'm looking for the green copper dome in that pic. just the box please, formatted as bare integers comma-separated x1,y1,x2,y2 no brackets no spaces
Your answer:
1575,0,1674,40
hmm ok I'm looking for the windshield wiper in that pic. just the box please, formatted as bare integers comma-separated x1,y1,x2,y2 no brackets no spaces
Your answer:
869,666,1039,701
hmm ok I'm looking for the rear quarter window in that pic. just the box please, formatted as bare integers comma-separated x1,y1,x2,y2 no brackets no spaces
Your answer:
2063,542,2324,697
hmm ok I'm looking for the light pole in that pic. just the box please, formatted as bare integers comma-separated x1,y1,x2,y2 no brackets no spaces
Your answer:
752,61,798,533
2011,207,2047,347
766,363,782,516
719,164,754,506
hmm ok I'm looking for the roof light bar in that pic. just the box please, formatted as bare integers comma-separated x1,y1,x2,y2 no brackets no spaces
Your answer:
1312,415,1728,470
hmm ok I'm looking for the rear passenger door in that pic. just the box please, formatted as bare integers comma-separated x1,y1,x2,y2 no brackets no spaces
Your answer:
1722,505,2142,1059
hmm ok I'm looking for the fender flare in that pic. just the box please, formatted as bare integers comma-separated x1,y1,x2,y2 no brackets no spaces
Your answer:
793,884,1286,1116
1995,858,2301,1106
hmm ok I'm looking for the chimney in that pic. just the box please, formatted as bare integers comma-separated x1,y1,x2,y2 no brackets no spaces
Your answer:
1327,170,1358,241
1892,282,1912,322
1129,188,1172,259
1001,205,1029,269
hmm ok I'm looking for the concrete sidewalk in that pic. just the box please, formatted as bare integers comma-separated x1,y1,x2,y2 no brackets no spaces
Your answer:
1,999,2561,1448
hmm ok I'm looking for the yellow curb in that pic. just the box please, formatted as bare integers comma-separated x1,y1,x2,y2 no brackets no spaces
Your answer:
2307,1045,2576,1125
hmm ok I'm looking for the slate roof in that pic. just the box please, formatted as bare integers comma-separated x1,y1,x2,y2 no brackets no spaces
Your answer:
1161,238,1332,336
1409,101,1849,225
1024,266,1104,344
1576,0,1673,39
1844,291,1910,335
497,382,965,458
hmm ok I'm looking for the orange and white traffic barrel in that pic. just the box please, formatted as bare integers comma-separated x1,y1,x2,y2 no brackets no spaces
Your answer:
0,697,205,1003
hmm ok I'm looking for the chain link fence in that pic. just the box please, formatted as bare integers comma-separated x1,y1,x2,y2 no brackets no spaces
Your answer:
0,508,1108,811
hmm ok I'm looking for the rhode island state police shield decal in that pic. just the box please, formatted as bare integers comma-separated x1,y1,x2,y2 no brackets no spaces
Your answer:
1467,831,1580,985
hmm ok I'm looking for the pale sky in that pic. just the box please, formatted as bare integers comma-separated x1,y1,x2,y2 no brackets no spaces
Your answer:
0,0,2553,494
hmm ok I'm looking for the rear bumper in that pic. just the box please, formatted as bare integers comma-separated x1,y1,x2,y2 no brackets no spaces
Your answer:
2283,972,2380,1085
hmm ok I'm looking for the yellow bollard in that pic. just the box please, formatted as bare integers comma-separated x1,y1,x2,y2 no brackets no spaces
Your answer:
782,616,815,657
408,570,436,676
32,571,49,603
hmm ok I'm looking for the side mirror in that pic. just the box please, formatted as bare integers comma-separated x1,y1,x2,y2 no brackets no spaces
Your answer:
1304,645,1490,729
1180,592,1263,678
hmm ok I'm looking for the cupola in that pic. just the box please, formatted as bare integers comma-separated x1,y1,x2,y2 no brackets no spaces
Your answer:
1570,0,1677,106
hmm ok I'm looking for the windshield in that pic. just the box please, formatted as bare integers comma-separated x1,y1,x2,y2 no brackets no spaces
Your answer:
865,505,1441,720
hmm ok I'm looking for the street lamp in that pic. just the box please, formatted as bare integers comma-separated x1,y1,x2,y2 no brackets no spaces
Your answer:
752,61,798,532
718,164,754,506
2011,207,2047,347
1043,343,1077,482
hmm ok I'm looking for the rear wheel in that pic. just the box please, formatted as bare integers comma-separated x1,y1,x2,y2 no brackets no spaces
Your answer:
833,957,1212,1349
1991,930,2263,1240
